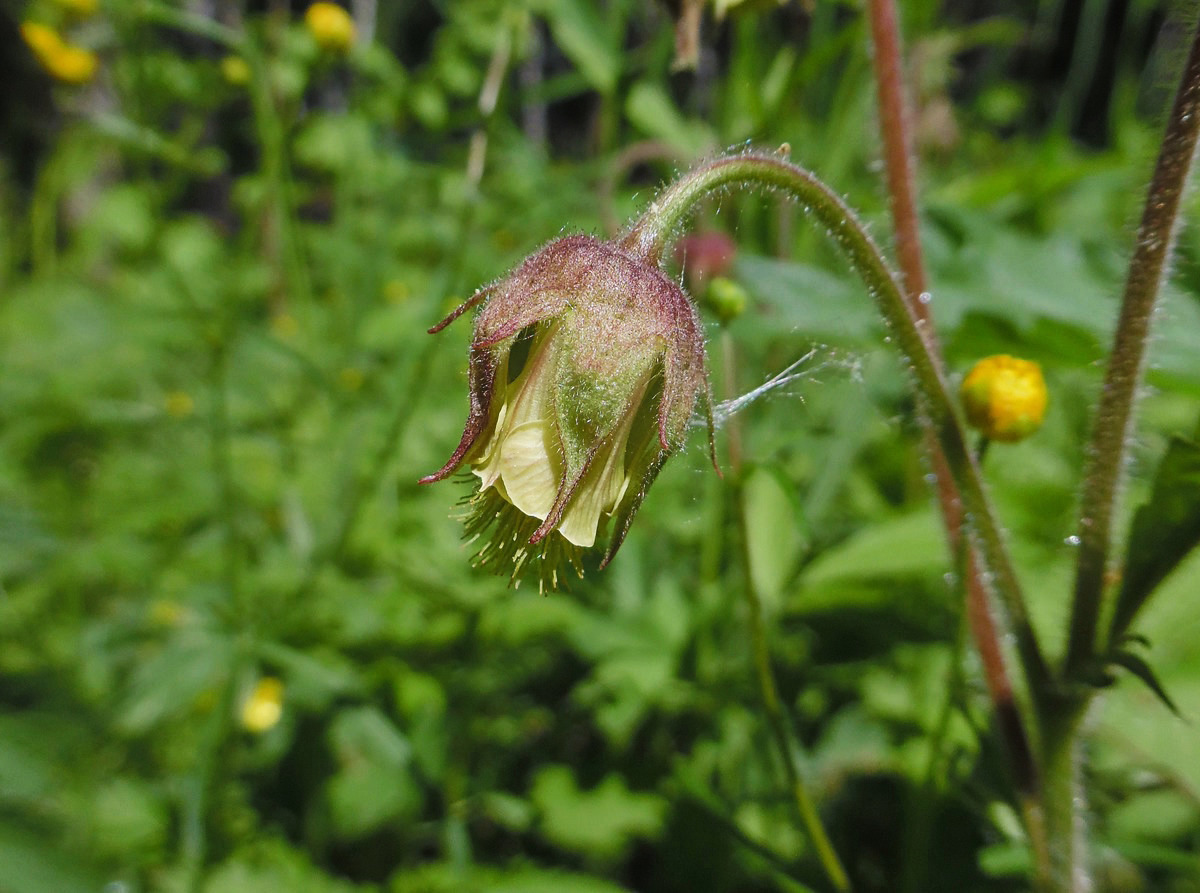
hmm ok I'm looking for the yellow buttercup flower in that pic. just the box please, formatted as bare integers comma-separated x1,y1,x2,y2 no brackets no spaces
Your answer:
961,355,1047,443
21,22,60,57
220,55,251,86
240,677,285,733
164,391,195,418
338,366,365,391
304,2,356,53
21,22,98,85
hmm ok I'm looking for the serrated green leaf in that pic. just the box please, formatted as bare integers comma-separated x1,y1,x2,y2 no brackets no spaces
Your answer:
1112,427,1200,639
530,765,666,859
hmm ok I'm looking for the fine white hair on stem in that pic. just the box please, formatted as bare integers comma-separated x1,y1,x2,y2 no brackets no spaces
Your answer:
694,346,855,431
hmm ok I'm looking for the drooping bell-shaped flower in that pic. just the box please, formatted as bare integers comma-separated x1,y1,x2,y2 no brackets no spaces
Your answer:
419,234,716,591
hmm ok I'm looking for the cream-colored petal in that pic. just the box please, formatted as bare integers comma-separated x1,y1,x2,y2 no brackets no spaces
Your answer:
472,324,561,498
494,419,561,519
504,326,559,428
471,399,509,489
557,445,626,547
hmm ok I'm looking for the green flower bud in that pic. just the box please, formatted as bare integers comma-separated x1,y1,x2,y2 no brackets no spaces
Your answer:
420,234,716,591
705,276,748,324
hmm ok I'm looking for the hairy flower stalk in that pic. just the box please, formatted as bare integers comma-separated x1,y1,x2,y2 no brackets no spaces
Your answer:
420,234,715,591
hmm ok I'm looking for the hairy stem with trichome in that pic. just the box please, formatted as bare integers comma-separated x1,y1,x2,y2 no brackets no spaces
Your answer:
624,154,1048,702
864,3,1043,855
1066,13,1200,674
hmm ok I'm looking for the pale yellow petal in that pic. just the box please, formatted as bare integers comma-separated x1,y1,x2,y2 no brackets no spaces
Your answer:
492,420,560,519
557,446,626,547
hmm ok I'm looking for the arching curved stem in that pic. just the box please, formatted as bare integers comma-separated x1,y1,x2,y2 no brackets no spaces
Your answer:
622,153,1050,702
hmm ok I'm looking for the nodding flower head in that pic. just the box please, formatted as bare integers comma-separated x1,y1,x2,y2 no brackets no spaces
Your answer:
420,234,716,592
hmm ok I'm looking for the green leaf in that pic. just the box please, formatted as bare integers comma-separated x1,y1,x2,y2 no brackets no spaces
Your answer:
533,0,620,95
1107,650,1184,719
734,254,879,344
624,82,713,156
800,509,949,589
203,839,364,893
325,764,421,841
1112,427,1200,638
0,821,105,893
530,765,666,859
391,863,632,893
116,628,234,735
742,464,805,609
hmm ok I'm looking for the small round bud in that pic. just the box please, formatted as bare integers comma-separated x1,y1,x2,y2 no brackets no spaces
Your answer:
705,276,748,324
961,355,1047,443
304,2,356,53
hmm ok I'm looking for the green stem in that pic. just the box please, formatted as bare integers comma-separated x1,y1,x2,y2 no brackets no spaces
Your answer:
1036,702,1088,893
244,38,312,310
739,492,851,892
1066,13,1200,674
623,153,1049,699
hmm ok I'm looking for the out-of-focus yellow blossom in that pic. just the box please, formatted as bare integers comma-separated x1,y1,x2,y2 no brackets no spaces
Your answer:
270,313,299,338
21,22,98,85
338,366,365,392
148,599,185,627
961,355,1047,443
383,279,410,304
21,22,60,58
52,0,99,17
240,677,285,733
220,55,251,86
164,391,195,418
304,2,356,52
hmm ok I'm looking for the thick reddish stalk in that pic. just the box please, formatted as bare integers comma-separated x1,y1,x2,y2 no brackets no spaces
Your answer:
866,0,1042,797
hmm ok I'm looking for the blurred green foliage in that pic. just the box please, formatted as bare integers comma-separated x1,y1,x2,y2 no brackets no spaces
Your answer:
1,0,1199,891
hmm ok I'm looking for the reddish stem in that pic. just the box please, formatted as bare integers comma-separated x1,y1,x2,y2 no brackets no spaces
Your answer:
866,0,1042,793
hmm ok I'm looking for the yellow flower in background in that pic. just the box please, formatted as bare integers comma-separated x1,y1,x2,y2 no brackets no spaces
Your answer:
21,22,98,85
270,312,299,338
21,22,58,55
338,366,365,392
164,391,195,418
961,355,1047,443
220,55,251,86
52,0,100,17
240,677,285,733
304,2,356,53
